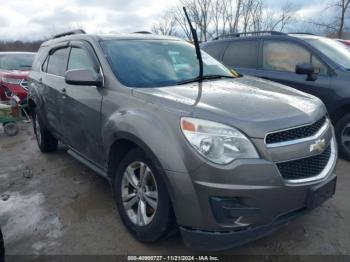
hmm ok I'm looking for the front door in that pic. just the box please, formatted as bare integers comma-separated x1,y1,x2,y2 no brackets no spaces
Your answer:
60,41,105,165
42,46,70,140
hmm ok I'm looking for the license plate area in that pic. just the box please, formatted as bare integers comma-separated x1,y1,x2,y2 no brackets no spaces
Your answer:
306,177,337,210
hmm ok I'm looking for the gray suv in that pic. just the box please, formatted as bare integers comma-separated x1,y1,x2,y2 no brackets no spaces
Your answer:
28,30,337,251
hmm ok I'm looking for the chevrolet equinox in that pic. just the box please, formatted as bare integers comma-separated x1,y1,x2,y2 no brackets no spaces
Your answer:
28,30,337,251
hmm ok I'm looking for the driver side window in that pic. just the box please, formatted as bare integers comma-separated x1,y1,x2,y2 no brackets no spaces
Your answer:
68,47,97,73
263,41,328,75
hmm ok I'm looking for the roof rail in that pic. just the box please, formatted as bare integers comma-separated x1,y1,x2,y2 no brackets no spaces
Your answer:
288,32,315,35
52,29,86,39
213,31,286,40
133,31,152,34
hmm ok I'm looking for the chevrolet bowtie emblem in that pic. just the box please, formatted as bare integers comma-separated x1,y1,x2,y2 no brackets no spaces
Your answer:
310,139,326,153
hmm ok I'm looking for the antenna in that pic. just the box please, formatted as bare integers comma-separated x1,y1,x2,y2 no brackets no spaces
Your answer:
183,7,203,83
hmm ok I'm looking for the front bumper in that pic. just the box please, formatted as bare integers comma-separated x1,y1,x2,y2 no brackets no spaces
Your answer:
180,174,337,251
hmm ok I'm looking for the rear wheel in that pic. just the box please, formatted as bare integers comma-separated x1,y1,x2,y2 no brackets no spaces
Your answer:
336,113,350,161
112,148,175,242
32,109,58,153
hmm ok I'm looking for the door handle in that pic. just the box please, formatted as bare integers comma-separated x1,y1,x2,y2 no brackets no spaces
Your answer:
61,88,66,93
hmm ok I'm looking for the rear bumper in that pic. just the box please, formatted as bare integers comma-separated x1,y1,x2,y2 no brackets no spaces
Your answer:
179,175,337,251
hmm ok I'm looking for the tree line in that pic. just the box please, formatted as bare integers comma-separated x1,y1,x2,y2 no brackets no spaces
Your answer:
151,0,350,41
0,41,43,52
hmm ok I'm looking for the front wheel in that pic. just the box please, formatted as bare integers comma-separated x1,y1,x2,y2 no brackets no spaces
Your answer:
113,148,175,243
32,109,58,153
335,113,350,161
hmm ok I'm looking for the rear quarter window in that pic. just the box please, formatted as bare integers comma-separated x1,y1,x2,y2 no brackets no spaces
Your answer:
223,40,259,68
32,47,48,72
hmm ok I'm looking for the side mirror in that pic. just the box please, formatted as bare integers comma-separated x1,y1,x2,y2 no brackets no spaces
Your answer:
65,69,103,87
295,63,317,81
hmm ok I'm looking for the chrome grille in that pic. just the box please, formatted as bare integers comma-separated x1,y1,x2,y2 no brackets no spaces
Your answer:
266,117,327,145
276,145,331,180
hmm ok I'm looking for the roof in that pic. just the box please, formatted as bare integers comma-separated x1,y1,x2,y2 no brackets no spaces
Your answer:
202,32,328,46
0,52,36,55
41,33,182,47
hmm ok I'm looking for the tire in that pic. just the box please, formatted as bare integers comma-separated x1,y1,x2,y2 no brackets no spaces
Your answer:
335,113,350,161
32,109,58,153
3,122,19,136
112,148,175,243
0,228,4,262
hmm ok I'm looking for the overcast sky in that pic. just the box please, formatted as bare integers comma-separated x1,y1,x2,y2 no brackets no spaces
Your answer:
0,0,330,41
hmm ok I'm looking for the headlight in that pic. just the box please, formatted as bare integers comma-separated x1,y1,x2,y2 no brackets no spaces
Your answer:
1,77,22,85
180,117,259,164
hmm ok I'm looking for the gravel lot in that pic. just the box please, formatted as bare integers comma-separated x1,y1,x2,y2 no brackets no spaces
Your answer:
0,123,349,258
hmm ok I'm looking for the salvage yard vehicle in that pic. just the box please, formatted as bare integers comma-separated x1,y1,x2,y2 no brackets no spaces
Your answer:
28,29,337,251
0,52,36,102
0,96,28,136
337,39,350,47
202,32,350,160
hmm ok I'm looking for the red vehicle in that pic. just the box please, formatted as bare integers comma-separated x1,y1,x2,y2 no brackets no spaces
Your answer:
337,39,350,47
0,52,36,102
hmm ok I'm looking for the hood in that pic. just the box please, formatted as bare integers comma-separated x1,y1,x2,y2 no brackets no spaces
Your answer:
0,70,30,79
133,76,326,138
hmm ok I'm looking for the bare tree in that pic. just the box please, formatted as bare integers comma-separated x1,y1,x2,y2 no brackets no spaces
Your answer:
309,0,350,38
261,1,296,31
151,12,177,36
150,0,297,41
337,0,350,37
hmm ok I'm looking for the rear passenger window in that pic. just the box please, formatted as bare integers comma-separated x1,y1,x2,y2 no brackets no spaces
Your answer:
222,41,258,68
68,47,97,73
202,42,228,61
47,48,68,76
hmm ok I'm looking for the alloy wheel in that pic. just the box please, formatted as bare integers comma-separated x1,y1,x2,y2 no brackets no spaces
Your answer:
121,161,158,226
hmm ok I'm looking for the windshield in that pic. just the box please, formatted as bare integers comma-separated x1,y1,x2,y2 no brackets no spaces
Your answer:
0,53,35,71
304,38,350,70
100,40,233,88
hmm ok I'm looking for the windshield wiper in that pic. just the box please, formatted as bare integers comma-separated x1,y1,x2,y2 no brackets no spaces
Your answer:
177,75,234,85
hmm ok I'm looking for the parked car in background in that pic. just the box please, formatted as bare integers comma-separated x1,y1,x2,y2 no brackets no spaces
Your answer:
337,39,350,47
202,32,350,160
28,30,337,251
0,52,36,102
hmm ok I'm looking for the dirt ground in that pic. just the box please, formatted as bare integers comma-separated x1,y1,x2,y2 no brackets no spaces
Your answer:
0,123,349,257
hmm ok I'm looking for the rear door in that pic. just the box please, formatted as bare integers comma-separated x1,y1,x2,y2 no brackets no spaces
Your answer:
61,41,104,165
42,45,70,140
255,40,331,102
221,39,259,76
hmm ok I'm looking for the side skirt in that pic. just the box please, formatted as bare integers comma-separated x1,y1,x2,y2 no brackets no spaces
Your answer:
67,148,110,181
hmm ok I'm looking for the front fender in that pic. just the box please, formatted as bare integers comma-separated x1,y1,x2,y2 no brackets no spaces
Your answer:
102,108,204,173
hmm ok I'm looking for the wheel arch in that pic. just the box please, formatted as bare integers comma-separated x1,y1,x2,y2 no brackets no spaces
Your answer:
331,101,350,124
27,97,36,116
107,132,177,209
